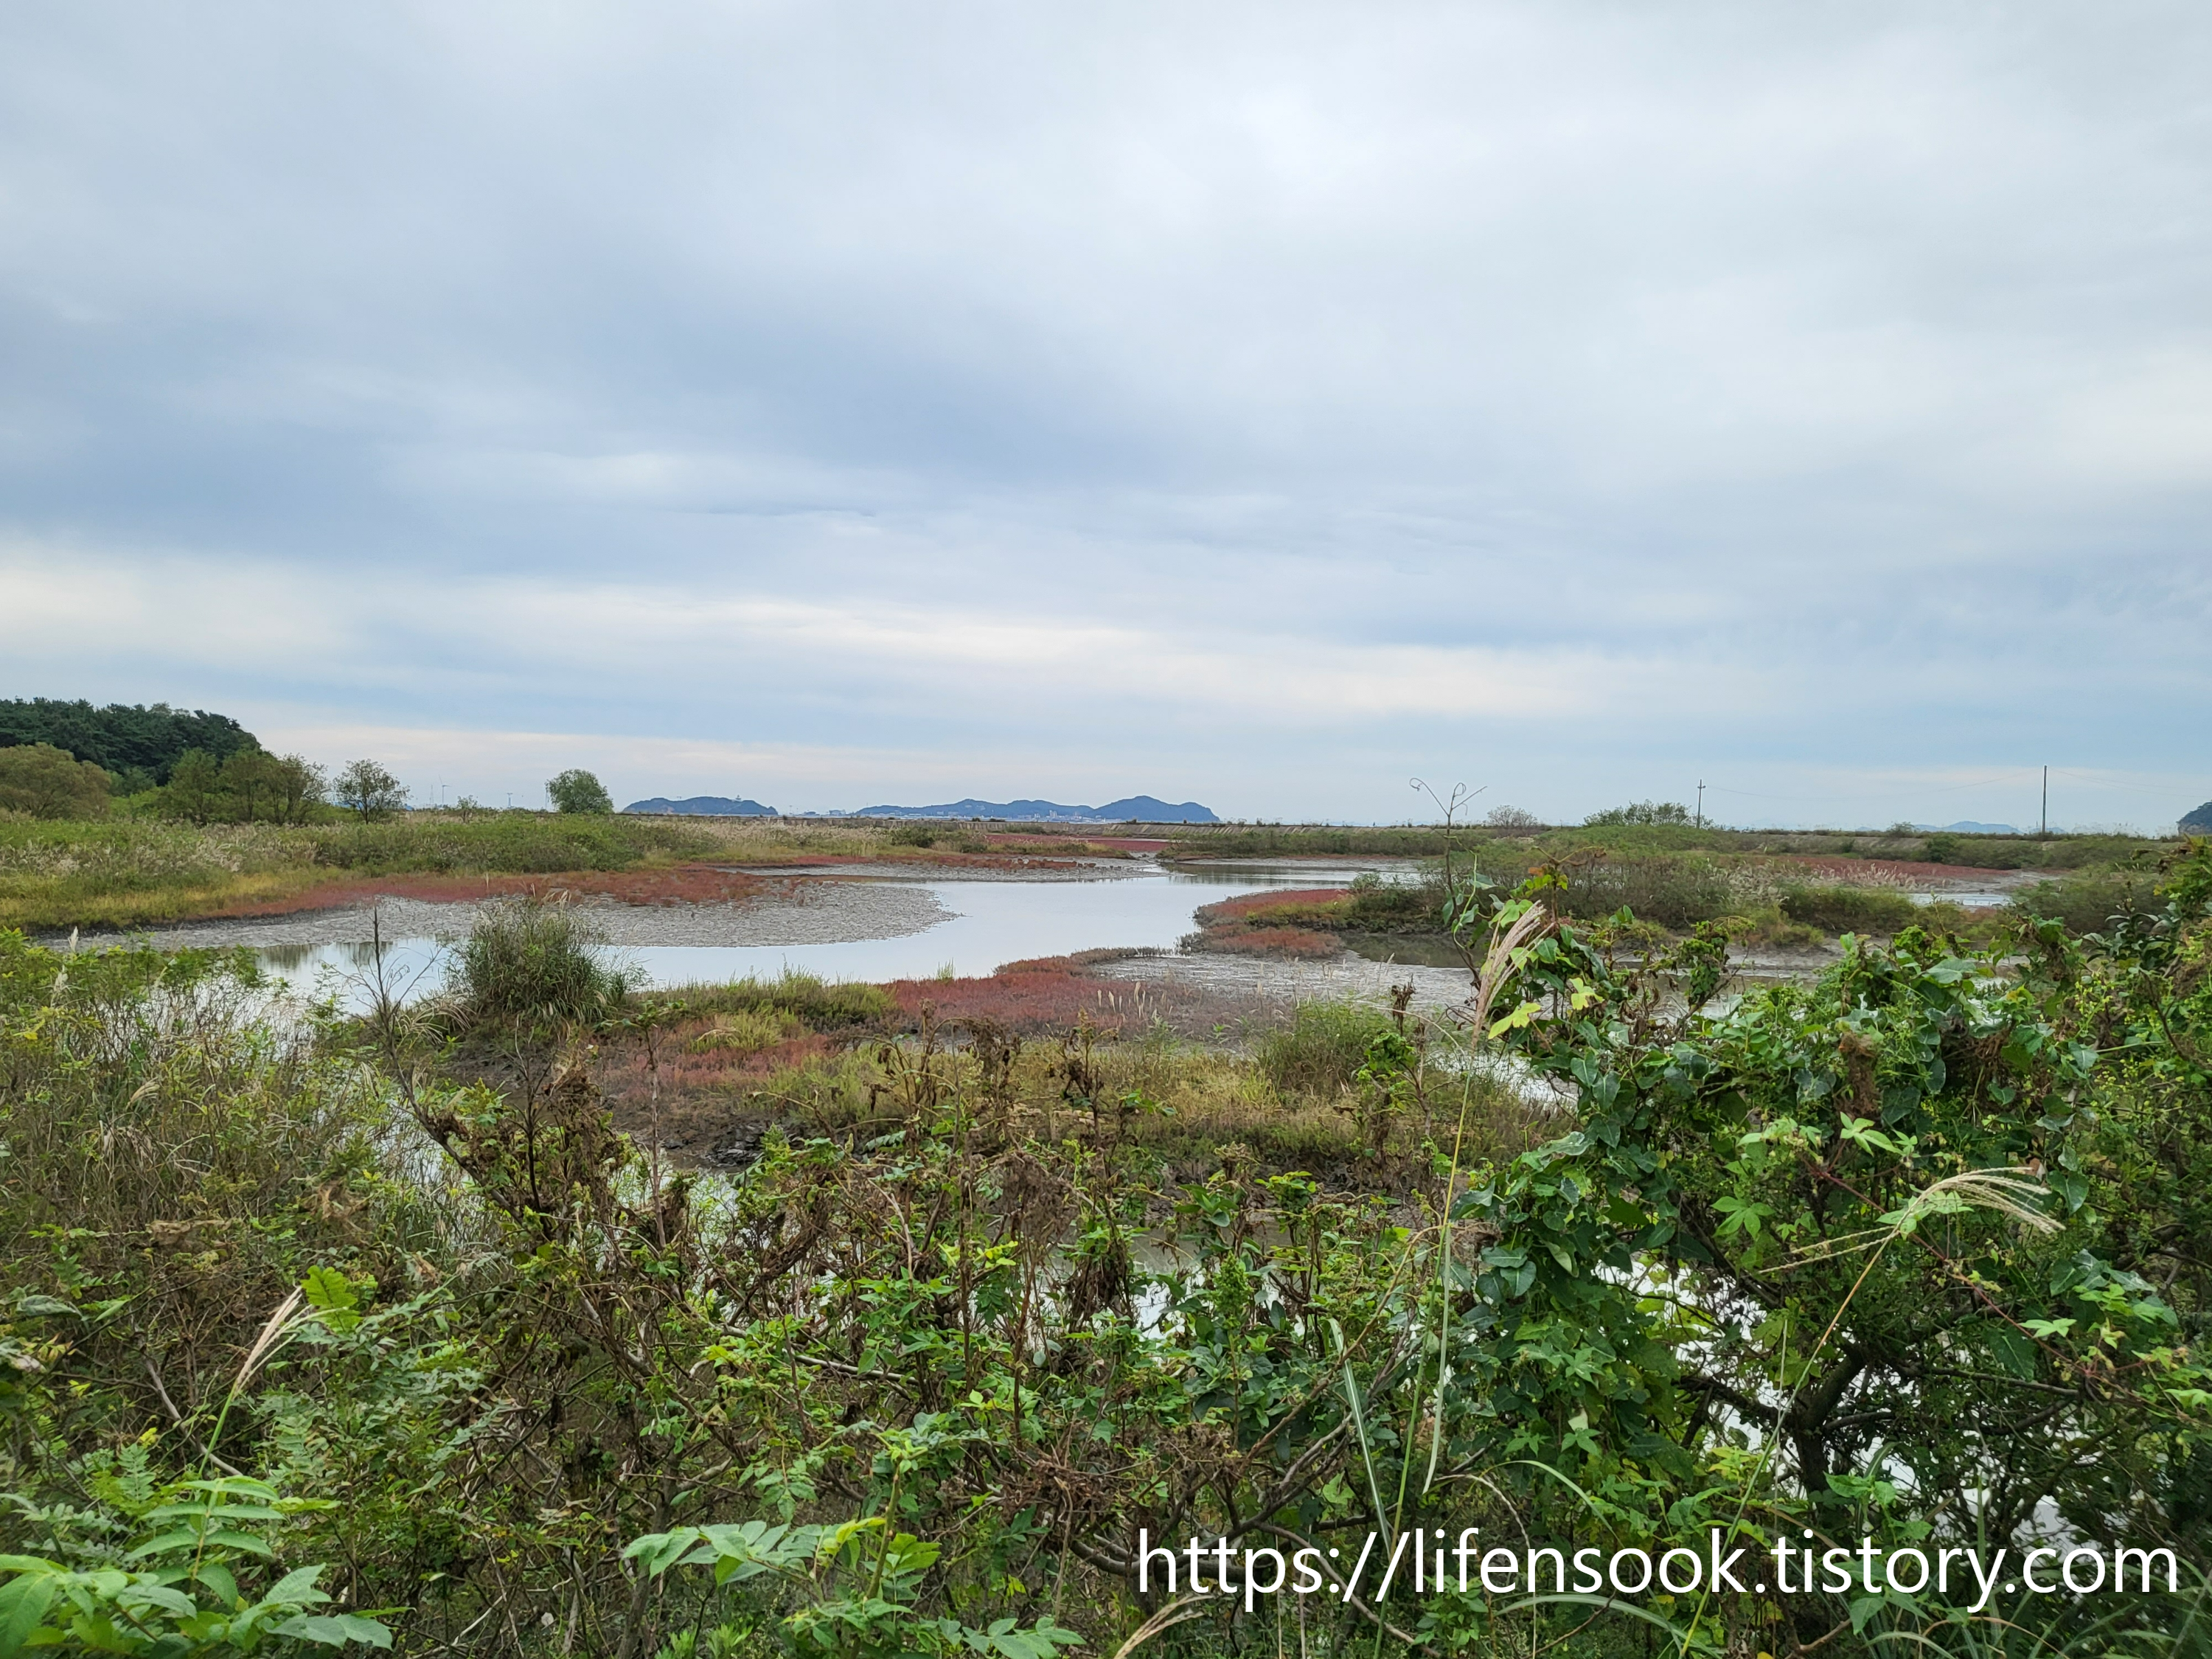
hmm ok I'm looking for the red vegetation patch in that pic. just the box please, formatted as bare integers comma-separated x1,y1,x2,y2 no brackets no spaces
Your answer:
886,957,1201,1036
1203,887,1352,920
1183,888,1352,959
1192,925,1343,959
602,1028,833,1102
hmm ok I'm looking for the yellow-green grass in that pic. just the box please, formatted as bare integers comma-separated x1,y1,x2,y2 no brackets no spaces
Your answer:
0,811,714,931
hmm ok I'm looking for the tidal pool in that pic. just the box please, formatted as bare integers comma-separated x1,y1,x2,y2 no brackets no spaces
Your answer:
254,860,1393,1002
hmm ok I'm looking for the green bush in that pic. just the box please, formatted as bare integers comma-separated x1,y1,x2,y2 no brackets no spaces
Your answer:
0,742,112,819
1583,800,1691,827
1342,869,1443,930
448,900,630,1031
684,970,894,1030
2011,870,2149,934
1255,999,1397,1099
1779,883,1920,934
1558,853,1739,929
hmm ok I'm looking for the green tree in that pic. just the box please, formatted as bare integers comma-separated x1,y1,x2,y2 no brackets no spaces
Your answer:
1584,799,1692,826
160,748,226,824
267,754,327,824
0,742,112,818
0,697,257,782
547,768,613,814
334,759,408,821
220,748,285,823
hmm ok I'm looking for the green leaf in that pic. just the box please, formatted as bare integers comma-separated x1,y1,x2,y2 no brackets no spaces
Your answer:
1488,999,1543,1039
302,1267,362,1332
190,1562,240,1610
264,1566,327,1605
1986,1324,2038,1380
126,1529,207,1559
116,1583,195,1617
274,1611,394,1649
0,1573,58,1659
202,1530,276,1558
178,1478,280,1500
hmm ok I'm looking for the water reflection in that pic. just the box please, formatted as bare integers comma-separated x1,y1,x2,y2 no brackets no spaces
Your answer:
254,860,1402,1004
257,939,440,974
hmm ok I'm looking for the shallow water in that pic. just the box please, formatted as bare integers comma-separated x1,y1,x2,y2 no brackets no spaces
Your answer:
256,860,1388,1002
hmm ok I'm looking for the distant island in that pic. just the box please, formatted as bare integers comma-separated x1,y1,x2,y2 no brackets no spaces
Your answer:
839,796,1219,824
2183,801,2212,835
623,795,779,816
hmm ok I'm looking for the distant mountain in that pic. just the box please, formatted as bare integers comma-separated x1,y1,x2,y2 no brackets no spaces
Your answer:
2182,801,2212,834
623,795,779,816
843,796,1220,824
1911,821,2020,835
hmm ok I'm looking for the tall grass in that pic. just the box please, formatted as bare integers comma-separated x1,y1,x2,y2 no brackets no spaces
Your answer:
0,812,718,931
678,970,895,1029
1255,1000,1399,1099
446,900,631,1032
2011,869,2149,933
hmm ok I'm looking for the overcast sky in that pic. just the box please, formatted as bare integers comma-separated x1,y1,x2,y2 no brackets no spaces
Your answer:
4,3,2208,827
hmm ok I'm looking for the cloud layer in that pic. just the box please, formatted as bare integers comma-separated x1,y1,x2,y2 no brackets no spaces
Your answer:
3,2,2208,826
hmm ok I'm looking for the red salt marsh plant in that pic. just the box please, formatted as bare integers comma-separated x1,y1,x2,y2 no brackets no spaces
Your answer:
885,956,1192,1034
1183,887,1352,958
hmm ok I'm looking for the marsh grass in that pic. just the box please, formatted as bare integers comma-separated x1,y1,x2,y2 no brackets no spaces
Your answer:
1255,1000,1398,1099
445,899,632,1033
717,998,1534,1180
1167,822,2177,874
678,970,896,1030
2011,868,2149,933
0,812,719,931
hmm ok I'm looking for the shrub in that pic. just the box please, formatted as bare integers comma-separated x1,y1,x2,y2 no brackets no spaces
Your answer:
1557,853,1738,929
0,741,111,818
448,899,630,1031
1255,999,1398,1099
2012,870,2148,934
307,813,709,874
1342,869,1442,929
686,970,895,1030
690,1006,804,1054
1584,800,1691,827
1779,883,1920,934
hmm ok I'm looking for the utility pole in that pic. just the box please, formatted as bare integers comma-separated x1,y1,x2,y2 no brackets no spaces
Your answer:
1696,780,1705,830
2041,765,2048,838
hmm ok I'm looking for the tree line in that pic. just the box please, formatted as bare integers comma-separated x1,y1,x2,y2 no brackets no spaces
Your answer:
0,697,258,790
1,732,623,827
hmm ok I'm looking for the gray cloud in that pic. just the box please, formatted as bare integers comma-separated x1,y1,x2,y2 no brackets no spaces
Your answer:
1,1,2208,826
